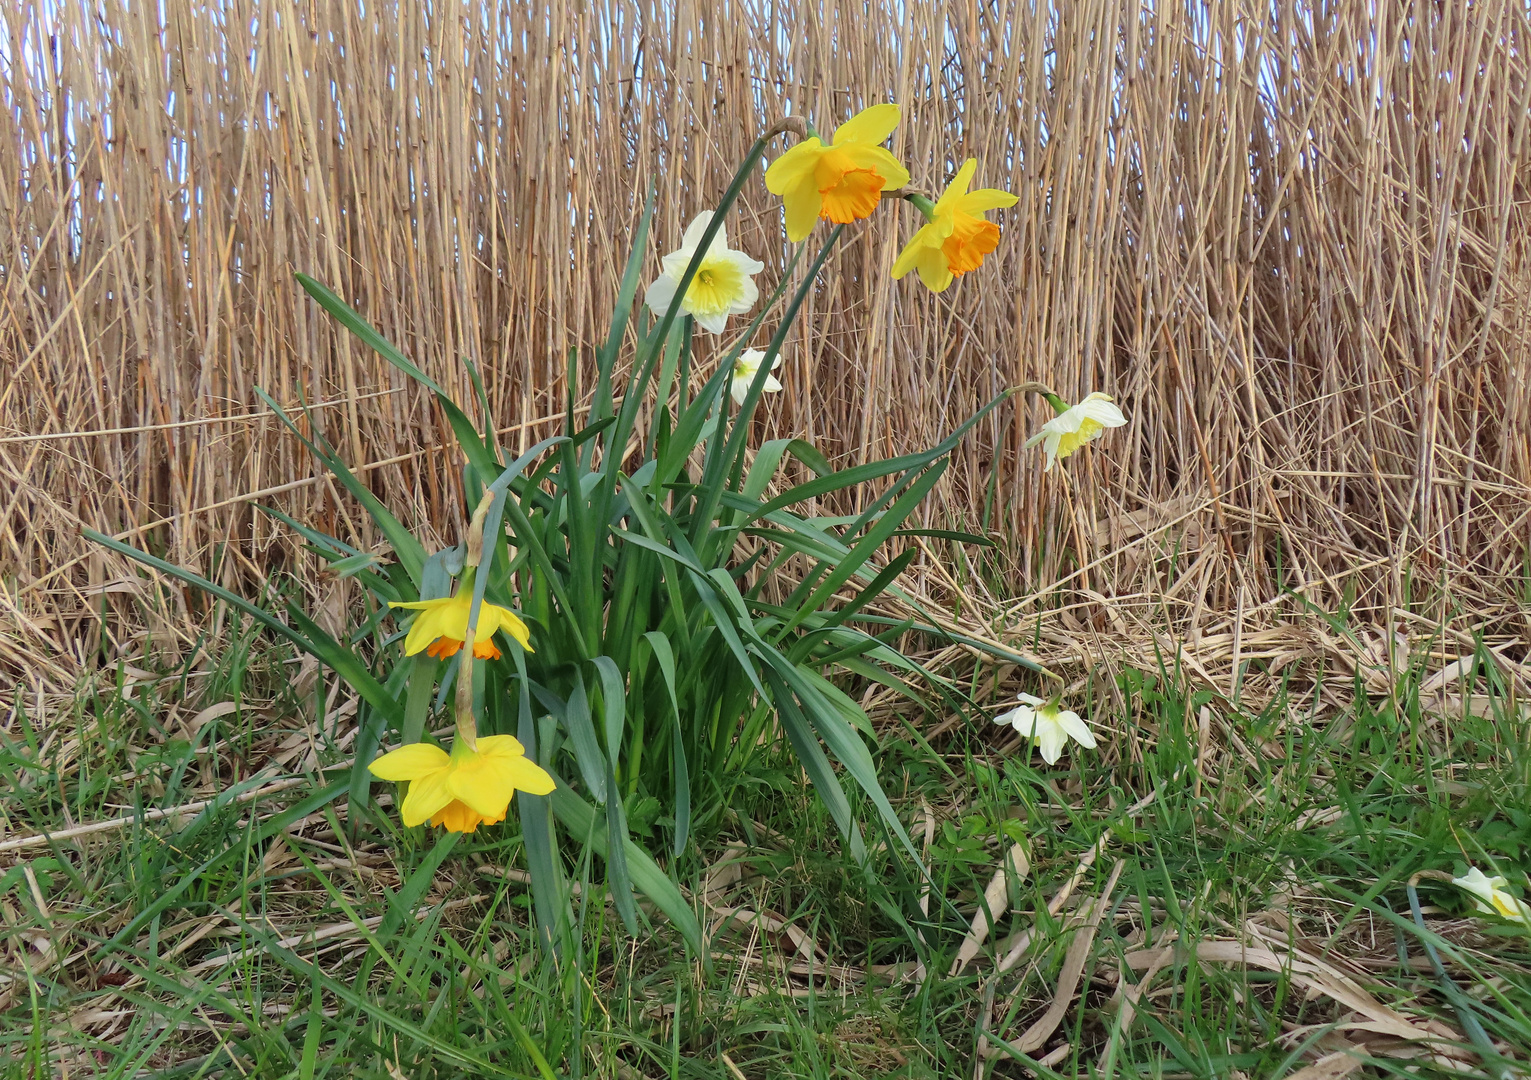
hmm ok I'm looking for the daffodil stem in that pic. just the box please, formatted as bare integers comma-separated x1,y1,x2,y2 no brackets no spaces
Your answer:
454,490,496,751
1013,380,1070,416
904,192,937,221
1406,875,1511,1078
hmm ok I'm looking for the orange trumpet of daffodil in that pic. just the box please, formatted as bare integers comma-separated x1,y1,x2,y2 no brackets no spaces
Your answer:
765,104,911,242
892,158,1017,292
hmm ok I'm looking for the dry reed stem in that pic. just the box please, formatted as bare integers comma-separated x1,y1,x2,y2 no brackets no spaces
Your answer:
3,1,1530,686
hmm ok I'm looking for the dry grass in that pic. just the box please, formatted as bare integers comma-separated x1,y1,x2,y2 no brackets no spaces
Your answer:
4,0,1531,684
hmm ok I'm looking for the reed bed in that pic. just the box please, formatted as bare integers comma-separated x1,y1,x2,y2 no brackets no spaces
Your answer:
4,0,1530,685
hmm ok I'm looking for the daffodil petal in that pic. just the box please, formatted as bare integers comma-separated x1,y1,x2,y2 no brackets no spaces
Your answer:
938,158,980,202
446,762,515,818
400,769,456,827
765,140,822,194
915,250,952,292
681,211,717,251
495,754,556,797
497,611,534,652
644,274,678,314
401,617,440,656
961,188,1018,212
998,705,1036,735
1056,710,1097,748
1042,431,1062,470
835,144,911,189
892,230,931,279
832,103,901,147
783,179,822,242
476,734,528,757
1036,722,1068,764
368,742,451,781
1077,398,1127,427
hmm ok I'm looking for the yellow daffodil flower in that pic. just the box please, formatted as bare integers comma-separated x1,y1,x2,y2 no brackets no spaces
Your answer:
764,104,912,242
892,159,1017,292
730,348,783,407
644,211,765,335
994,693,1096,765
1452,867,1531,923
388,591,532,660
369,735,555,833
1025,392,1127,471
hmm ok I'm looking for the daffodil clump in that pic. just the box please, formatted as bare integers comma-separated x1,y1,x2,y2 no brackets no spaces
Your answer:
91,97,1140,951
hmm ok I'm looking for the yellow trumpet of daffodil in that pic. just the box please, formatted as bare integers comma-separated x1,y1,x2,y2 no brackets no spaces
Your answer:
892,159,1017,292
765,104,911,242
993,693,1097,765
368,734,555,833
1452,866,1531,923
1025,392,1127,471
388,586,533,660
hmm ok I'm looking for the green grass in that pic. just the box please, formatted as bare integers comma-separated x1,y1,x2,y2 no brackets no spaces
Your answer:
3,606,1530,1078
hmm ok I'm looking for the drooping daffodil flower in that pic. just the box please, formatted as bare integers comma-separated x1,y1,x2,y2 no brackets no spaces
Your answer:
388,591,532,659
892,158,1017,292
730,348,783,407
1025,392,1127,471
643,211,764,335
765,104,912,242
369,735,554,833
995,693,1097,765
1452,866,1531,924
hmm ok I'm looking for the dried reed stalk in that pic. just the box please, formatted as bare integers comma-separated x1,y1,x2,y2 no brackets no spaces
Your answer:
3,0,1529,685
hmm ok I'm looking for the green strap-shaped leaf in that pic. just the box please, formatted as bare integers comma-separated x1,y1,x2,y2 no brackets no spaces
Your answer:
640,631,690,856
546,783,702,953
562,672,608,803
747,389,1015,524
513,649,565,951
254,387,428,585
764,652,918,867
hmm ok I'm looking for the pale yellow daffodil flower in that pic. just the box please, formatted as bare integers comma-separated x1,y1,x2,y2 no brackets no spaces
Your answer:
994,693,1097,765
644,211,765,335
730,348,783,407
1025,392,1127,471
1452,866,1531,923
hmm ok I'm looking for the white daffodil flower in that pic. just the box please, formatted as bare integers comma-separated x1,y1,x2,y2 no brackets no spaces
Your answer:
1025,392,1127,471
643,211,765,335
730,349,783,407
993,693,1097,765
1452,867,1531,924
